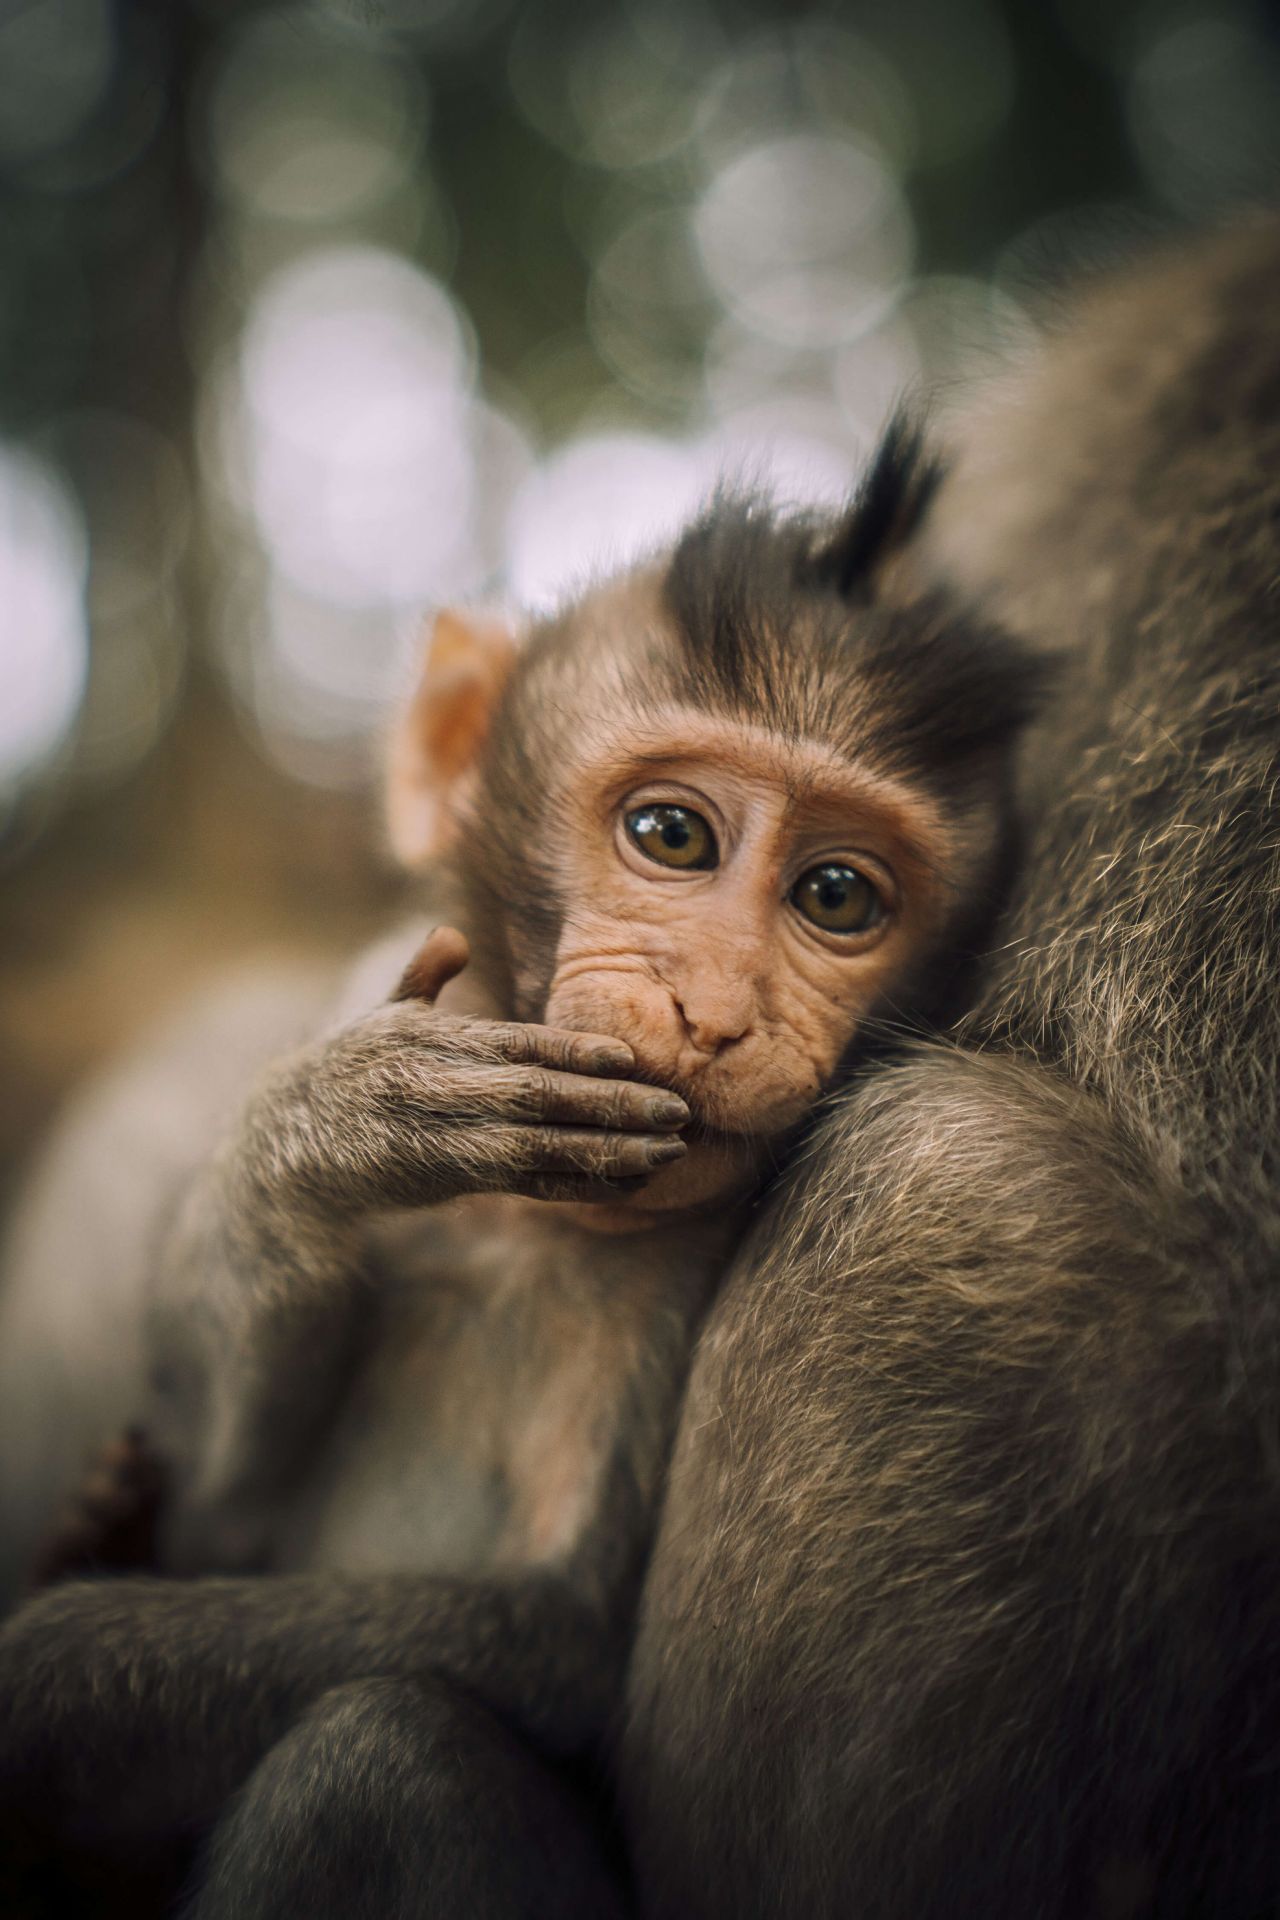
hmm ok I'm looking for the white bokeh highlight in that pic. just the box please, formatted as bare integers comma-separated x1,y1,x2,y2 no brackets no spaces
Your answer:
506,434,709,613
206,245,534,784
237,248,479,605
0,449,89,790
694,134,914,350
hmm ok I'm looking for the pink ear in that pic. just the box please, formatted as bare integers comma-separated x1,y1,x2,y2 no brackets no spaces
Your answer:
385,610,520,868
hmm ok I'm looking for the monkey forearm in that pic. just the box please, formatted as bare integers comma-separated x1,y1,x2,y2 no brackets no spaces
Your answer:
141,1012,512,1524
146,1157,370,1546
144,996,684,1537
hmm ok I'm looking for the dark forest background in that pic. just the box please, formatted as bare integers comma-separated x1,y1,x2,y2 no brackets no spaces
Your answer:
2,0,1279,1191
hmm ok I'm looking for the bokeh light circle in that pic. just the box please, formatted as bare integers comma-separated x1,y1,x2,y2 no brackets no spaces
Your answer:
694,134,913,350
0,449,89,791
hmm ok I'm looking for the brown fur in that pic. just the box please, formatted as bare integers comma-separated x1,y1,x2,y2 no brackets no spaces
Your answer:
0,419,1039,1917
624,215,1280,1920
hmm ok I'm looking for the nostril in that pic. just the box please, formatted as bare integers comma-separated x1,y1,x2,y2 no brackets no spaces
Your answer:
708,1028,749,1057
673,993,751,1056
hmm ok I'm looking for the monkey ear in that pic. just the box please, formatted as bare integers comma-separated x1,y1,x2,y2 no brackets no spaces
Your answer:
807,411,944,602
385,609,520,868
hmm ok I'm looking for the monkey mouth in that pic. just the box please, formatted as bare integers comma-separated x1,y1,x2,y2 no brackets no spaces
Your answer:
664,1078,811,1144
535,989,810,1138
678,1116,736,1149
641,1076,801,1146
629,1081,748,1144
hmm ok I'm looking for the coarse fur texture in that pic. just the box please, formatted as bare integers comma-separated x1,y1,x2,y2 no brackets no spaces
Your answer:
0,412,1041,1916
624,215,1280,1919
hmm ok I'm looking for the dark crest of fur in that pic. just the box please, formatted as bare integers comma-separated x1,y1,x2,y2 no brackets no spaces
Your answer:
806,411,946,597
661,413,1051,798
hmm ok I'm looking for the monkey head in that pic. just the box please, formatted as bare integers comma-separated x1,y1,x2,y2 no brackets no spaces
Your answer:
387,424,1045,1223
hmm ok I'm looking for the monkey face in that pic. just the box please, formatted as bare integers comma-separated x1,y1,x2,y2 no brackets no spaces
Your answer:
532,707,969,1217
390,448,1045,1225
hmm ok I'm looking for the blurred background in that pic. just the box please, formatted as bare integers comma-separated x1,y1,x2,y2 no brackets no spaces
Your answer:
2,0,1279,1193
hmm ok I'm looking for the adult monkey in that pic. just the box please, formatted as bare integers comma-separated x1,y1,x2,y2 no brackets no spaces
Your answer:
625,216,1280,1919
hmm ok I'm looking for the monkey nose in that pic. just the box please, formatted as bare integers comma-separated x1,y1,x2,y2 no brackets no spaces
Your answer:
672,988,753,1057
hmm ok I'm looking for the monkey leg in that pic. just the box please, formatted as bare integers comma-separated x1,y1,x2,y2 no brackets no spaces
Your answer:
187,1676,626,1920
625,1049,1280,1920
0,1571,627,1912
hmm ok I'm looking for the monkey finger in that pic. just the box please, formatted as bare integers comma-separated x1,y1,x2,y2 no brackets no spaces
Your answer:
392,926,471,1005
460,1065,689,1132
484,1022,637,1077
534,1069,689,1131
475,1124,687,1181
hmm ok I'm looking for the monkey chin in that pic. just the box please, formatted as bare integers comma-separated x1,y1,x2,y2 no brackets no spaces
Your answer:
567,1130,770,1236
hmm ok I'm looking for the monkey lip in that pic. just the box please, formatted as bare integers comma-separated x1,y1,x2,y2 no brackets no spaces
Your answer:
656,1111,757,1155
659,1097,803,1148
616,1068,729,1140
621,1067,802,1136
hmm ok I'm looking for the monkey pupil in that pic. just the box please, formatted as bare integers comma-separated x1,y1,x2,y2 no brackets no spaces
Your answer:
792,863,884,934
625,804,717,869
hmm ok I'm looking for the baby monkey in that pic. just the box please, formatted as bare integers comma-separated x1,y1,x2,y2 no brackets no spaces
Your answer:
0,422,1042,1917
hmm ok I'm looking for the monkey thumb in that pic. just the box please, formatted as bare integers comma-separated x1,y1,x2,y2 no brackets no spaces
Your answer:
392,926,471,1005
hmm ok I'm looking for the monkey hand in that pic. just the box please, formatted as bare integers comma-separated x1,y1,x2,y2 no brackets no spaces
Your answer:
235,926,689,1220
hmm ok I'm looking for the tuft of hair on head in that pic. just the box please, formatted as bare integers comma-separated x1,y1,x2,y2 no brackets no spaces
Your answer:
802,409,945,602
660,413,1056,803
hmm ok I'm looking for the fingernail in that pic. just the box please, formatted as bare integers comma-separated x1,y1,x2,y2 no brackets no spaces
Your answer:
593,1044,634,1072
648,1095,690,1126
647,1138,688,1165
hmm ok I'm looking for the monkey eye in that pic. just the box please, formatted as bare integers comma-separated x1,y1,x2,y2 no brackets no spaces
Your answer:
791,863,887,936
625,804,718,871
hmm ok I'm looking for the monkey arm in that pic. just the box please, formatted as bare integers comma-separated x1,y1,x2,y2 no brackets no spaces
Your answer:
0,968,341,1605
625,1048,1271,1920
143,1162,375,1567
0,1566,621,1853
146,988,683,1565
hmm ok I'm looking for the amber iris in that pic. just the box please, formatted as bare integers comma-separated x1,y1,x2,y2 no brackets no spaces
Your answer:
791,863,885,934
625,804,718,870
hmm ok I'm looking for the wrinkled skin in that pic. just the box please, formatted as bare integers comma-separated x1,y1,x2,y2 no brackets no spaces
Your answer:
538,710,963,1219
